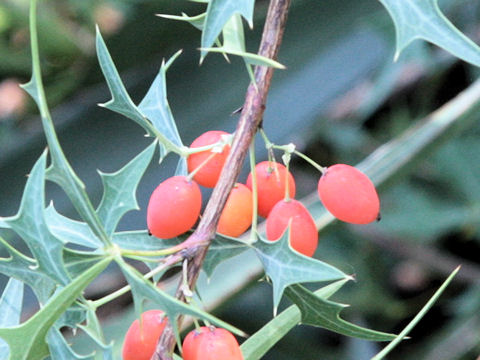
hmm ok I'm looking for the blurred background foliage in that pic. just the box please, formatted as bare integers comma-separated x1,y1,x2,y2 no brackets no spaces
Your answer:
1,0,480,359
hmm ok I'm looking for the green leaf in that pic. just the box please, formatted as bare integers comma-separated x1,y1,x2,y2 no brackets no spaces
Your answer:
45,204,102,249
0,237,55,305
0,256,111,360
64,249,107,278
285,284,396,341
96,29,184,163
203,234,249,278
379,0,480,66
23,0,110,247
95,26,153,135
201,0,255,60
117,257,246,348
0,279,23,360
138,55,186,170
201,14,285,70
96,141,156,236
77,308,114,357
372,267,460,359
47,327,94,360
158,12,206,31
113,230,184,251
5,152,70,285
241,279,349,360
253,230,348,312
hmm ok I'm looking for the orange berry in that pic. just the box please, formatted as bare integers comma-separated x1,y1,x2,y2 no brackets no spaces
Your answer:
246,161,296,218
147,176,201,238
266,199,318,257
187,131,231,188
122,310,167,360
182,326,244,360
217,183,253,237
317,164,380,224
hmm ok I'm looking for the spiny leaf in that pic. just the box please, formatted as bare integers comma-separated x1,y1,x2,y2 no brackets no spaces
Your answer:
96,141,156,236
112,230,184,251
55,303,86,329
4,152,70,285
0,279,23,360
201,0,255,60
96,26,153,134
0,257,111,360
203,234,249,278
253,230,348,312
96,29,184,164
201,13,285,72
47,327,94,360
0,237,55,305
24,0,110,247
45,204,102,249
64,249,107,278
138,55,186,169
241,279,349,360
77,308,114,358
379,0,480,66
285,284,396,341
158,12,206,31
117,257,246,348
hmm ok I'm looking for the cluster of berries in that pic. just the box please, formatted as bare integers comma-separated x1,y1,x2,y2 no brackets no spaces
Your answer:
147,130,380,256
122,310,243,360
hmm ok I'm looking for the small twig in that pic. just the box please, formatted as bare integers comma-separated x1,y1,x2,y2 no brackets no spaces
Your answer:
152,0,292,358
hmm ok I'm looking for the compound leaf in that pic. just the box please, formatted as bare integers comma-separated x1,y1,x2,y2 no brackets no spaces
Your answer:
379,0,480,66
0,257,111,360
285,284,396,341
96,141,156,236
253,230,348,312
0,279,24,360
201,0,255,60
5,152,70,285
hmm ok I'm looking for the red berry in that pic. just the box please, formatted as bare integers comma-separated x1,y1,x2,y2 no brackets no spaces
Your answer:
122,310,167,360
147,176,201,238
317,164,380,224
217,183,253,238
182,326,243,360
266,199,318,257
187,131,231,188
246,161,296,218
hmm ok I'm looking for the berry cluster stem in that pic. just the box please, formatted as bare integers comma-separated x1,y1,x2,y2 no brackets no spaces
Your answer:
152,0,292,358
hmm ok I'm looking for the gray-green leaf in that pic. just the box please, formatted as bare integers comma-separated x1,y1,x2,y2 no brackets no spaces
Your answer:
0,279,24,360
379,0,480,66
253,230,347,312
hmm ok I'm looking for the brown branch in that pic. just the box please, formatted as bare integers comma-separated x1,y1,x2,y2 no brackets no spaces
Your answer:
151,0,292,358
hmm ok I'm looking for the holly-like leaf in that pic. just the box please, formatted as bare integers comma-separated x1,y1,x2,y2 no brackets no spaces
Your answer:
64,249,107,278
285,284,396,341
0,237,55,305
203,234,249,278
77,308,114,358
4,152,70,285
113,230,184,251
253,230,348,312
201,0,255,60
45,204,102,249
0,279,24,360
201,14,285,70
241,279,349,360
96,141,156,236
0,257,111,360
96,29,184,165
158,12,206,31
379,0,480,66
138,57,185,164
46,327,94,360
117,257,246,348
